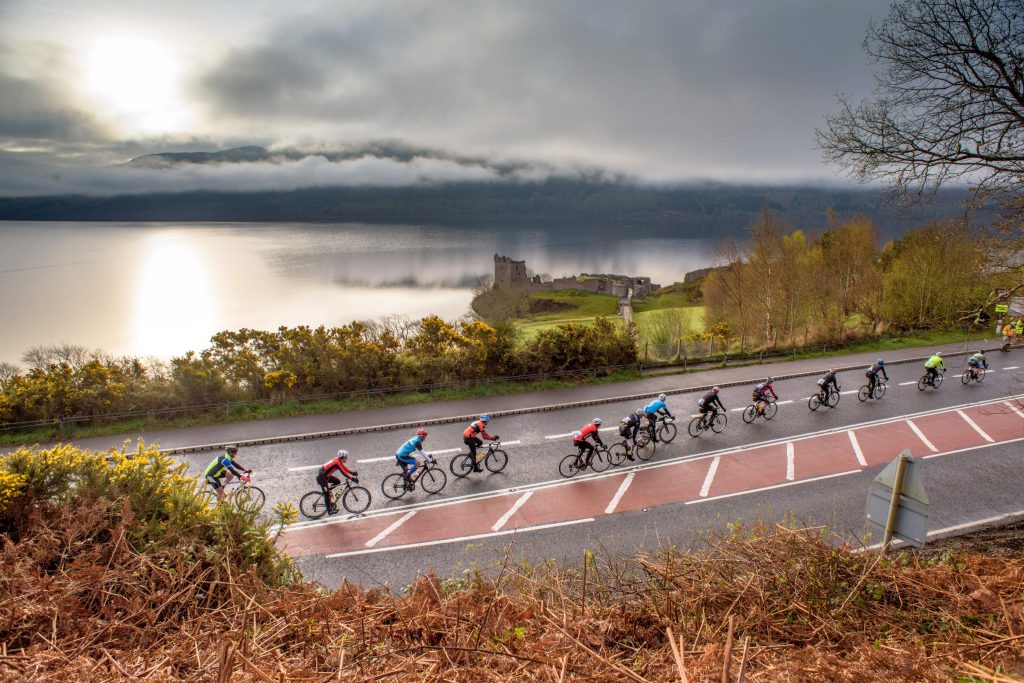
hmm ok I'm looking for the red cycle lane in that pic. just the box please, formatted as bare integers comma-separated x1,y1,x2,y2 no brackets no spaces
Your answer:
281,398,1024,559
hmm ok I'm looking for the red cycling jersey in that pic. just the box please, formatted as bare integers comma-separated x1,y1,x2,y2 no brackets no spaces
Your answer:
463,420,494,440
321,457,355,479
574,423,600,442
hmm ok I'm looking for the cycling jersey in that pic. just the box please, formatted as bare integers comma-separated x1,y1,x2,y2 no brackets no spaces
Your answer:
205,454,243,479
753,382,777,399
463,420,494,440
644,399,671,417
320,457,355,480
866,363,889,380
968,353,988,368
574,423,603,445
924,355,945,371
820,371,839,391
698,392,724,411
396,436,425,458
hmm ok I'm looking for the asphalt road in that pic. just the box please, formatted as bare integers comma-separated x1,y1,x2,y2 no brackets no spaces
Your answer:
155,352,1024,591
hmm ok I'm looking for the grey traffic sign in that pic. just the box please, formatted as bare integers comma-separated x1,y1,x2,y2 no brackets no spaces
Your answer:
865,449,930,547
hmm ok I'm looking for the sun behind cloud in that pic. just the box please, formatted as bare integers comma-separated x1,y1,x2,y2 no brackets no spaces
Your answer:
80,35,192,136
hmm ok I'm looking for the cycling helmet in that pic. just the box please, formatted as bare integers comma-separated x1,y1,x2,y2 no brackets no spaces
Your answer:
877,359,885,365
480,414,490,422
658,393,667,401
712,386,720,393
829,368,836,373
416,429,428,437
634,408,645,417
337,449,349,460
766,377,774,383
593,418,602,425
935,352,943,357
225,444,239,455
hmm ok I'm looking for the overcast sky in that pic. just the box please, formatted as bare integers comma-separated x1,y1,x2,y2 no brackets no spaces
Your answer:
0,0,894,196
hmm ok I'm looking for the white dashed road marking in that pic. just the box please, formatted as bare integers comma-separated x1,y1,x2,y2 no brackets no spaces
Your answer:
699,456,720,497
848,430,867,467
957,409,994,442
905,419,938,452
492,491,533,531
786,442,794,480
605,472,635,514
366,511,416,547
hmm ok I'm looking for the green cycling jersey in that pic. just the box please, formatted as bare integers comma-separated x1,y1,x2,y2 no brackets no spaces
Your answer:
924,355,945,370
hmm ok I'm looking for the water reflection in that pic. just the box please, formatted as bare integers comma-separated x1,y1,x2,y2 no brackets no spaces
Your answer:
0,221,716,362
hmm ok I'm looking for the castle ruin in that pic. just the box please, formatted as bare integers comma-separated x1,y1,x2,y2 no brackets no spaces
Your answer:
493,254,660,298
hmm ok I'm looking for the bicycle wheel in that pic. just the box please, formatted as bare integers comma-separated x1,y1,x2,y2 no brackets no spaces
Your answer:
381,473,408,500
742,405,757,423
342,486,372,514
688,416,704,437
917,375,929,391
763,401,778,420
485,448,508,473
590,448,610,473
419,467,446,494
711,413,727,433
826,389,840,407
875,382,886,399
808,394,821,411
235,485,265,511
299,491,328,520
961,370,971,385
933,373,944,389
559,454,583,478
977,368,986,383
450,454,474,478
658,422,678,443
608,442,628,466
858,386,870,402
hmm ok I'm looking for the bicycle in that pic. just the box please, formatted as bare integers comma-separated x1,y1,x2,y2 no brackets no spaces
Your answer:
857,379,887,402
608,432,655,465
449,439,509,478
917,372,944,391
299,478,371,519
205,474,265,511
381,456,447,500
808,383,840,411
742,396,777,423
688,411,727,437
558,444,610,478
647,416,678,444
961,366,986,384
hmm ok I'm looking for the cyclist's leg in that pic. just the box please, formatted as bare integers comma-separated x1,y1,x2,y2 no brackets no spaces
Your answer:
472,437,484,470
645,412,659,441
578,440,594,464
316,471,332,507
206,474,225,501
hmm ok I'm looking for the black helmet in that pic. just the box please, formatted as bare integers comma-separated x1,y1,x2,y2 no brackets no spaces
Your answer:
225,444,239,455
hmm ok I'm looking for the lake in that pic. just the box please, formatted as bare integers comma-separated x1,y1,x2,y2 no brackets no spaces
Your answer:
0,221,717,363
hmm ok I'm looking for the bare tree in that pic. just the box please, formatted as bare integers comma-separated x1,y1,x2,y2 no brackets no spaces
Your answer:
818,0,1024,203
0,362,19,382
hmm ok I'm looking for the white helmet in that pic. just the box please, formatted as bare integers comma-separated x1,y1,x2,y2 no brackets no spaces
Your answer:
658,393,667,401
935,351,943,357
592,418,602,426
337,449,349,460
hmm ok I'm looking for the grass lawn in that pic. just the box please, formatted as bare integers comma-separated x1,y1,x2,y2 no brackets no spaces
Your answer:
632,281,702,313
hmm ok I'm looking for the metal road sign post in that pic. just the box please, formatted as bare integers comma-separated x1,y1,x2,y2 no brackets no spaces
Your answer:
865,448,930,551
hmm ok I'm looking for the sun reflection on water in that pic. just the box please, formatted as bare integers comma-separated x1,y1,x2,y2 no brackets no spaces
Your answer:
133,232,215,358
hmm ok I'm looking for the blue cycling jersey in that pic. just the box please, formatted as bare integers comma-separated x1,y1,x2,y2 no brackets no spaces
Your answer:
396,436,424,458
644,399,668,414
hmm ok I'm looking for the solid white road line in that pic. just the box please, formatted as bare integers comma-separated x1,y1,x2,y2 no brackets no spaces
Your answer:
956,409,994,442
1003,366,1019,370
923,435,1024,460
1004,400,1024,419
699,457,720,497
840,390,857,395
777,400,794,405
905,419,938,452
365,510,416,547
786,442,794,481
848,430,867,467
899,381,917,386
348,441,523,465
687,470,862,505
288,464,323,472
492,491,533,531
327,517,595,558
605,472,635,514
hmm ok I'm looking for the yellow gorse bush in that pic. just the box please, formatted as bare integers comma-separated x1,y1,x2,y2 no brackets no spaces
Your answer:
0,470,27,513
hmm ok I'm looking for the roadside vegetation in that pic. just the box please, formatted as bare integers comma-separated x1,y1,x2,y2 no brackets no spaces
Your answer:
3,445,1022,681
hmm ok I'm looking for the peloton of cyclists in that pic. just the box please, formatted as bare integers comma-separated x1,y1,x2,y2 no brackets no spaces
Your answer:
204,444,252,502
573,418,605,464
618,408,645,461
697,387,724,425
752,377,777,411
644,393,674,442
395,429,432,486
463,414,497,472
967,350,988,379
865,359,888,396
317,449,358,514
924,352,945,385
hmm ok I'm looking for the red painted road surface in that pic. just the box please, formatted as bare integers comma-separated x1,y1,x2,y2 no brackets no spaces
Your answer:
281,399,1024,559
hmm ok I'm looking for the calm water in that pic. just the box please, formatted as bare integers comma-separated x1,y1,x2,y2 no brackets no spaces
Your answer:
0,222,716,363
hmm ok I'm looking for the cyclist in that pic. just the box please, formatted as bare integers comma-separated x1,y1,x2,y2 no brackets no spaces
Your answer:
819,368,840,398
967,350,988,379
924,352,945,385
204,444,252,502
865,360,889,397
618,409,645,461
573,418,605,464
752,377,777,411
317,449,358,514
697,387,724,426
644,393,674,442
462,415,497,472
396,429,430,485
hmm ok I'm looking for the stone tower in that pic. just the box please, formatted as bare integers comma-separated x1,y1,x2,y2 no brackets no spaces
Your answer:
494,254,528,289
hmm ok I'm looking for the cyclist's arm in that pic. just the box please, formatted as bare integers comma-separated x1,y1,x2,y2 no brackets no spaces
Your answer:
768,385,777,398
660,407,673,419
881,367,889,380
227,463,249,478
340,462,358,480
479,427,495,440
593,432,605,446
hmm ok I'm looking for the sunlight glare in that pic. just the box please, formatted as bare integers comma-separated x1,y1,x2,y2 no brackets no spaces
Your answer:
81,35,189,135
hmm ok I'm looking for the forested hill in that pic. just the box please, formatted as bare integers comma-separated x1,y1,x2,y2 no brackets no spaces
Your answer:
0,180,981,237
